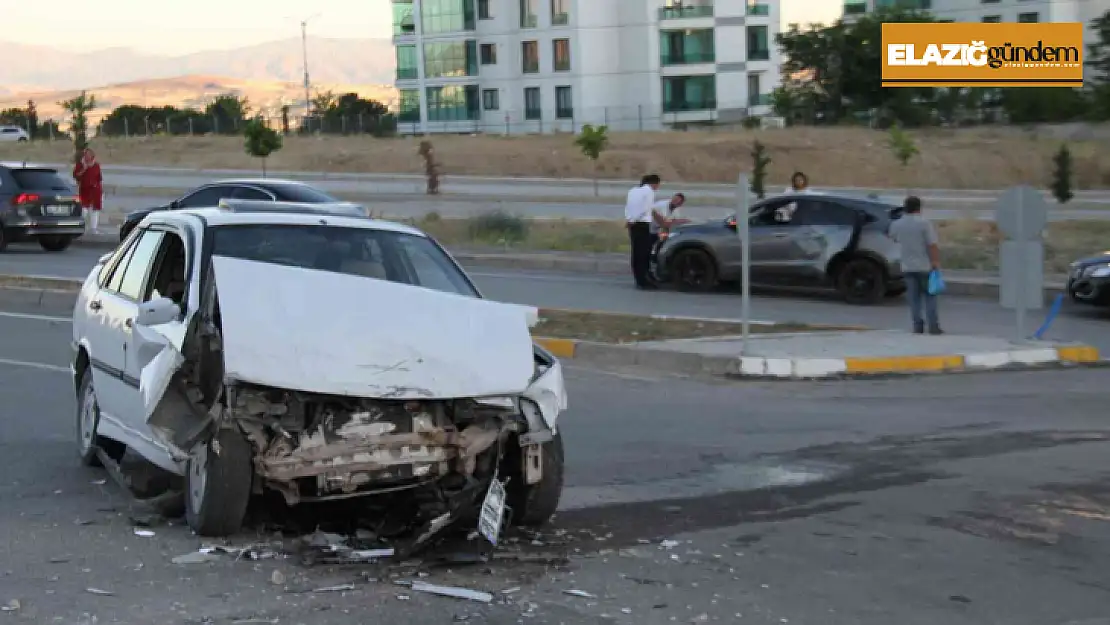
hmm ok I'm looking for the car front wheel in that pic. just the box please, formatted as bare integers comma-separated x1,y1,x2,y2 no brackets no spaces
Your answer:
185,428,254,537
76,368,103,467
506,431,565,527
837,258,886,305
670,248,719,292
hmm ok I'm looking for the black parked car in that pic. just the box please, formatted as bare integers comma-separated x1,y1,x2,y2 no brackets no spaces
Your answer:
0,162,84,252
1067,251,1110,307
119,179,356,241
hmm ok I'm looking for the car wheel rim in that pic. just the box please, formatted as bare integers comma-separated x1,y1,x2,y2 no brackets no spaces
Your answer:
79,383,97,453
847,267,877,298
189,443,209,510
678,257,707,286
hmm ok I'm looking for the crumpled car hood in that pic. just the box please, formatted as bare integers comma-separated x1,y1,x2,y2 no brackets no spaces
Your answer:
212,256,539,400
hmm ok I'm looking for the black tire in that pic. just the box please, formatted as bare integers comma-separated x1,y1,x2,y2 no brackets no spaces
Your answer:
39,235,73,252
0,228,7,253
185,428,254,537
837,258,886,305
669,248,719,292
76,368,104,467
886,286,906,298
16,137,27,142
507,432,565,527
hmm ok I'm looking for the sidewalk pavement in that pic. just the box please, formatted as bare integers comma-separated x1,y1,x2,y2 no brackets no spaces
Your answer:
72,231,1065,303
534,330,1101,379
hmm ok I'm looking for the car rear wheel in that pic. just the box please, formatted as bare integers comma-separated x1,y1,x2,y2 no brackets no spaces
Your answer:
670,248,719,292
506,431,565,527
837,258,886,305
39,235,73,252
185,428,254,537
0,228,7,253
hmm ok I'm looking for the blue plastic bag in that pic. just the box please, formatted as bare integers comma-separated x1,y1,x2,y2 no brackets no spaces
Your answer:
927,269,946,295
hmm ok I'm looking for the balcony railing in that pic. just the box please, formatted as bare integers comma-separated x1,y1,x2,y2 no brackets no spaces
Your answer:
396,68,418,80
556,107,574,119
552,11,569,25
660,51,716,65
843,1,868,14
521,14,538,28
658,5,714,20
748,93,772,106
747,3,770,15
748,48,770,61
523,60,539,73
662,98,717,112
525,108,542,120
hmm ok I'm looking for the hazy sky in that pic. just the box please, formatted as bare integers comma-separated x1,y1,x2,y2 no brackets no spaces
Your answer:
5,0,839,55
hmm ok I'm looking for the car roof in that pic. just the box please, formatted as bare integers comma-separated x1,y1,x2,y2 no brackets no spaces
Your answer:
146,206,427,237
209,178,308,186
0,161,55,171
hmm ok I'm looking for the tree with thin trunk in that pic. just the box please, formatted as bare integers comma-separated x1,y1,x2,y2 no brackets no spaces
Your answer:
60,91,97,163
574,124,610,196
243,117,283,177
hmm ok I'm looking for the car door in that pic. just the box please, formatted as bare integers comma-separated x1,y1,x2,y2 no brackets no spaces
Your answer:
176,184,236,209
93,229,167,452
784,199,861,285
78,233,143,430
745,198,802,283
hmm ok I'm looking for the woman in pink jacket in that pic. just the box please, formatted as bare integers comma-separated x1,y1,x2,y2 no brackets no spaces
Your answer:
73,148,103,234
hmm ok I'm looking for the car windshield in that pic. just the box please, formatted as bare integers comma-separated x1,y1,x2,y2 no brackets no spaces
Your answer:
212,224,478,297
11,169,71,191
267,183,339,203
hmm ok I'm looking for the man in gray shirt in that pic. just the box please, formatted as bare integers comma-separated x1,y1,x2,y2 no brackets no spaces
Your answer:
888,196,943,335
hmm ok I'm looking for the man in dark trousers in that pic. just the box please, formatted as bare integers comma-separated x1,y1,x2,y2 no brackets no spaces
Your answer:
625,174,664,289
888,195,943,334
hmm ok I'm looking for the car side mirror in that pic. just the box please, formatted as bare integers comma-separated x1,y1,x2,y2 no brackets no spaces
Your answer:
136,297,180,326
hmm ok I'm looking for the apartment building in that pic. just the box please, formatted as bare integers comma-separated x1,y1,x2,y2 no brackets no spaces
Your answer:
843,0,1109,25
391,0,782,134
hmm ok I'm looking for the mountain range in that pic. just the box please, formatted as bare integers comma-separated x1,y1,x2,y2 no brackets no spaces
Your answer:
0,37,396,93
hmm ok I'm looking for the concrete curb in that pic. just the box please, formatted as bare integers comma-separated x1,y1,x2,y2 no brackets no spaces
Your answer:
534,335,1103,379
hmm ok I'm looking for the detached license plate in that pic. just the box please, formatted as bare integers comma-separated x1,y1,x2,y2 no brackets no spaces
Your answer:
44,205,72,216
477,478,507,546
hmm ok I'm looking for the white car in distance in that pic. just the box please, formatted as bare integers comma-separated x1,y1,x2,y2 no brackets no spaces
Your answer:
0,126,30,142
71,201,568,539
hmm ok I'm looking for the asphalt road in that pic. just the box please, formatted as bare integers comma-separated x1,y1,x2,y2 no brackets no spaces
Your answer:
2,293,1109,624
3,242,1108,354
100,193,1110,222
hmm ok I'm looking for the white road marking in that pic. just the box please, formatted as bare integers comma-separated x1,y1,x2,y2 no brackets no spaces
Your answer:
0,357,69,373
0,311,71,323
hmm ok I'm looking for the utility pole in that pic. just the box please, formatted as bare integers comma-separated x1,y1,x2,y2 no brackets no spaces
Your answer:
301,13,320,125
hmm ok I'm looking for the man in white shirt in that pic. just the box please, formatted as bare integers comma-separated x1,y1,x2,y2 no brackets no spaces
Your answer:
625,174,664,289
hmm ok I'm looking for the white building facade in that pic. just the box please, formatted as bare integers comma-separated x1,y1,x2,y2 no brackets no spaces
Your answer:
391,0,783,134
843,0,1108,25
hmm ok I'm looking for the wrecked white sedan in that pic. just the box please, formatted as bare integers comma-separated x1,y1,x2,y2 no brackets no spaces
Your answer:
71,203,567,538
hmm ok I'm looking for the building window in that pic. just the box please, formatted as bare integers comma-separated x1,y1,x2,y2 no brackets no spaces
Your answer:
981,14,1001,22
747,73,761,107
746,26,770,61
520,0,538,28
662,75,717,112
552,0,570,25
480,43,497,64
1018,11,1039,22
478,0,491,19
420,0,476,34
426,84,480,121
423,40,478,78
980,0,1000,3
396,44,418,79
660,29,715,65
522,40,539,73
482,89,500,111
392,0,416,36
843,2,867,15
553,39,571,71
524,87,541,120
747,3,770,15
555,86,573,119
399,89,421,122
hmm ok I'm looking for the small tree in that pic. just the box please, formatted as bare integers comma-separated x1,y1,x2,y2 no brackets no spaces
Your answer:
60,91,97,163
418,140,441,195
888,123,918,167
750,140,772,199
280,105,291,136
574,124,610,196
1051,143,1074,204
26,99,38,140
243,117,283,177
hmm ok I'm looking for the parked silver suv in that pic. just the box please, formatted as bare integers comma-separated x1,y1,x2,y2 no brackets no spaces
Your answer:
653,192,905,305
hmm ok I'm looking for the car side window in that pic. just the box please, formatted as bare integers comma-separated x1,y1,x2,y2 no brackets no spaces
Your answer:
231,186,272,201
116,231,166,301
98,233,140,287
178,186,233,208
792,200,859,226
144,231,189,305
751,199,795,226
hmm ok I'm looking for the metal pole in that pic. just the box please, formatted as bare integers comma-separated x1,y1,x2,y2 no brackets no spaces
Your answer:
737,173,751,351
302,19,313,124
1016,190,1026,340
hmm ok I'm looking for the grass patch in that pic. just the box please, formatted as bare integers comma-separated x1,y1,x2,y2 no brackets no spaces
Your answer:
7,128,1110,189
413,214,1109,274
532,309,837,343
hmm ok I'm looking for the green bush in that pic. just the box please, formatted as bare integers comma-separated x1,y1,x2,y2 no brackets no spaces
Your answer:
466,211,529,243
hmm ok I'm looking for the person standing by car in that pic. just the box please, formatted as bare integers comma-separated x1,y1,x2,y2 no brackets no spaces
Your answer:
73,148,103,234
889,195,943,335
625,174,664,289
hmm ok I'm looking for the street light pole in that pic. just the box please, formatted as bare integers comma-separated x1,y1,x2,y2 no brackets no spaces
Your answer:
301,13,320,127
